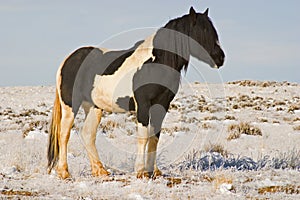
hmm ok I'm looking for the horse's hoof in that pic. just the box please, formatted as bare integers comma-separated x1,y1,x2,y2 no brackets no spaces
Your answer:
92,167,110,177
136,171,150,179
56,169,71,179
91,161,110,177
152,169,162,179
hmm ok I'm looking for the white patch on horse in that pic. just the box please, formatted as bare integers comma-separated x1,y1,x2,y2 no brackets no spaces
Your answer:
98,47,111,54
135,123,149,173
145,126,157,173
91,33,156,112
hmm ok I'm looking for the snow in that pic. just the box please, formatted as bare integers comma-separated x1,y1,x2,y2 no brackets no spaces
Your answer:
0,81,300,199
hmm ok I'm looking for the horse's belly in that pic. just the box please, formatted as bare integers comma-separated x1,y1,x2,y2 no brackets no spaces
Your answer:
91,74,134,112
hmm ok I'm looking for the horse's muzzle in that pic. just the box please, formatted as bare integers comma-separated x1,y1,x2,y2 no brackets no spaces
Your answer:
213,49,225,68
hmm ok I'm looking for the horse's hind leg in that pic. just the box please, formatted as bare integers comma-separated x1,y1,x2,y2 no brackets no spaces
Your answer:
56,105,74,179
81,104,109,177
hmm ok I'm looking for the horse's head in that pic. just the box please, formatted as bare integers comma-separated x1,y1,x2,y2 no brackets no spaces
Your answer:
188,7,225,68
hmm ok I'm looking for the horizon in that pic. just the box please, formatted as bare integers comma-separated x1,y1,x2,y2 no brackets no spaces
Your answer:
0,1,299,86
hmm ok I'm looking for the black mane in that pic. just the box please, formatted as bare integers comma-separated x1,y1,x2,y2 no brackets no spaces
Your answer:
149,15,192,72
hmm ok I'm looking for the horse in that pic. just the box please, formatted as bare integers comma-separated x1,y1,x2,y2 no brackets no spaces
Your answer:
47,6,225,179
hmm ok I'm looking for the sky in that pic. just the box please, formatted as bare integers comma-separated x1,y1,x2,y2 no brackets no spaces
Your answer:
0,0,299,86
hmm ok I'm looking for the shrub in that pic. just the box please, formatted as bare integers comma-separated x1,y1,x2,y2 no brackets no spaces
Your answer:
227,122,262,140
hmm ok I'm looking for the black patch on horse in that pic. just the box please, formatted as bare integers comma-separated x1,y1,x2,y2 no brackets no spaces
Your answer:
60,47,95,107
60,41,144,114
102,40,144,75
116,96,135,111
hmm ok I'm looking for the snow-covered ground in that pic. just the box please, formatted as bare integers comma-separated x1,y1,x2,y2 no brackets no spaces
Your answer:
0,81,300,199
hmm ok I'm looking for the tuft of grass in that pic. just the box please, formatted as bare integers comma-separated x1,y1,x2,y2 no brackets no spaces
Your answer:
227,129,241,140
22,120,49,137
227,122,262,140
288,104,300,112
203,116,219,121
232,104,239,109
274,101,286,106
100,120,122,133
213,173,235,192
293,126,300,131
161,126,190,136
293,117,300,122
238,94,250,101
253,106,262,111
259,118,268,123
225,115,236,120
258,185,300,195
204,143,229,157
202,123,212,129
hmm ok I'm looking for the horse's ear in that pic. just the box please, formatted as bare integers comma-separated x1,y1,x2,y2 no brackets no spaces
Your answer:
204,8,209,16
189,6,197,25
189,6,196,15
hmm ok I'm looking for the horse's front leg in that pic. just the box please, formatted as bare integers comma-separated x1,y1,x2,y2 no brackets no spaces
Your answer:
145,104,166,178
135,123,149,178
146,134,162,178
134,101,151,178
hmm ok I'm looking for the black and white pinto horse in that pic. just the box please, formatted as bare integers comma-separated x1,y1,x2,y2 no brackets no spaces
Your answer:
48,7,225,179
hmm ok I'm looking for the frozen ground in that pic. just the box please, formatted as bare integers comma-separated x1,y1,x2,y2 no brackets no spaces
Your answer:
0,81,300,199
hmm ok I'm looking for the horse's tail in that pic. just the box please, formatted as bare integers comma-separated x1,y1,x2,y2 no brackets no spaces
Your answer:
47,88,61,173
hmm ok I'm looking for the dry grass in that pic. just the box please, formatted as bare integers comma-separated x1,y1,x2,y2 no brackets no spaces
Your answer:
228,80,296,87
258,185,300,195
204,143,228,157
203,116,219,121
100,120,122,133
274,101,286,106
226,130,241,140
225,115,236,120
288,104,300,112
22,120,49,137
238,94,250,102
161,126,190,135
166,177,182,188
202,123,212,129
259,118,268,123
227,122,262,140
1,189,41,197
99,119,135,136
232,104,239,109
283,117,293,122
276,107,284,111
253,106,262,111
293,126,300,131
213,173,234,192
293,117,300,122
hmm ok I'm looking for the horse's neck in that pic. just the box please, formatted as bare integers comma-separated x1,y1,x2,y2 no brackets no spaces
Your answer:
152,24,190,72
